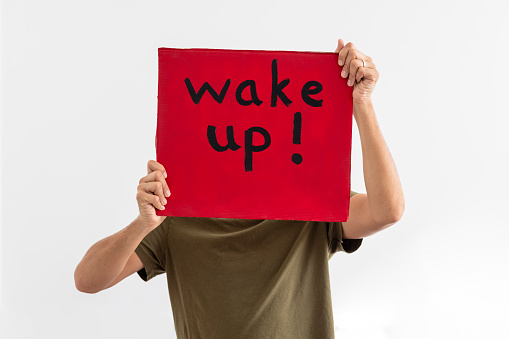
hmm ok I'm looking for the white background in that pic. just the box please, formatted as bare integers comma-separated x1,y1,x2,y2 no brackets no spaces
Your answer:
2,0,508,338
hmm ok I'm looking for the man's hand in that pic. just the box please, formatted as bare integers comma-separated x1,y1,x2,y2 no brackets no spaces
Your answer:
136,160,171,231
335,39,379,105
333,39,404,239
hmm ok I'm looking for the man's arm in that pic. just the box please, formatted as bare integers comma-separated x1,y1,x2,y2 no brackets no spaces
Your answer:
336,39,405,239
74,217,149,294
74,160,171,293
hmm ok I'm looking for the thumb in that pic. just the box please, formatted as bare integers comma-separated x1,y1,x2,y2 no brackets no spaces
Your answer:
334,38,345,53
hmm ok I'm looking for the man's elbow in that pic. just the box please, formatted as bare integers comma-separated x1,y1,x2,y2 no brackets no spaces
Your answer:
390,200,405,224
75,280,101,294
375,201,405,229
74,268,101,294
75,277,94,294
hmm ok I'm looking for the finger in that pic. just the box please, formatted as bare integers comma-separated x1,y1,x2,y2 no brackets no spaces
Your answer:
337,41,354,67
355,65,365,83
349,59,375,85
137,191,166,211
138,181,167,207
139,171,171,197
147,160,167,178
355,67,379,84
342,45,360,79
334,38,345,54
348,59,364,87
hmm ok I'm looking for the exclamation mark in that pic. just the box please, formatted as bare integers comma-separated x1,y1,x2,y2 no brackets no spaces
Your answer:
292,112,303,165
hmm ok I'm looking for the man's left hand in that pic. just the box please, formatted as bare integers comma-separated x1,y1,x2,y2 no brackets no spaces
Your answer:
335,39,379,104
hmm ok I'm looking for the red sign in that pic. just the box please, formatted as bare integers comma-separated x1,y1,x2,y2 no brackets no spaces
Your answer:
155,48,353,221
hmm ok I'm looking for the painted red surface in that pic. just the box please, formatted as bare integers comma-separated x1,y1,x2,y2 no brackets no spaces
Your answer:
156,48,353,221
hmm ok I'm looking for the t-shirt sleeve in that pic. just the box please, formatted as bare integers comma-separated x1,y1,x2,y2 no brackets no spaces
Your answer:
134,217,169,282
327,190,363,259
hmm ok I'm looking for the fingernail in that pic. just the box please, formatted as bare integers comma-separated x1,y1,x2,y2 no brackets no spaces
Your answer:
347,79,352,86
160,205,165,210
341,70,346,78
163,198,167,205
166,190,171,197
338,59,343,66
163,172,167,178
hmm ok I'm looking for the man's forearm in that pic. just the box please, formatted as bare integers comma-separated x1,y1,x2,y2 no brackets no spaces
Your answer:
353,99,405,224
74,217,150,293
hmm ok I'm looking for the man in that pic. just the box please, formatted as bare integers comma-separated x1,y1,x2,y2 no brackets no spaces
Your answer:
74,39,404,338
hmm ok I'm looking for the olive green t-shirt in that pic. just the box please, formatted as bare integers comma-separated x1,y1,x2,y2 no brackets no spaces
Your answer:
134,191,362,338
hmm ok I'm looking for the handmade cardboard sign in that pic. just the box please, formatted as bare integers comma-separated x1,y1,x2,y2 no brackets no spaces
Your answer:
155,48,353,221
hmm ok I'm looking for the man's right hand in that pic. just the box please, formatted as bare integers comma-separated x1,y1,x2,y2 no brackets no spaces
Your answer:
136,160,171,231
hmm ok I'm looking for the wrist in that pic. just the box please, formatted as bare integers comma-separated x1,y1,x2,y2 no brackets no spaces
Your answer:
353,97,373,109
131,216,154,236
353,98,374,119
